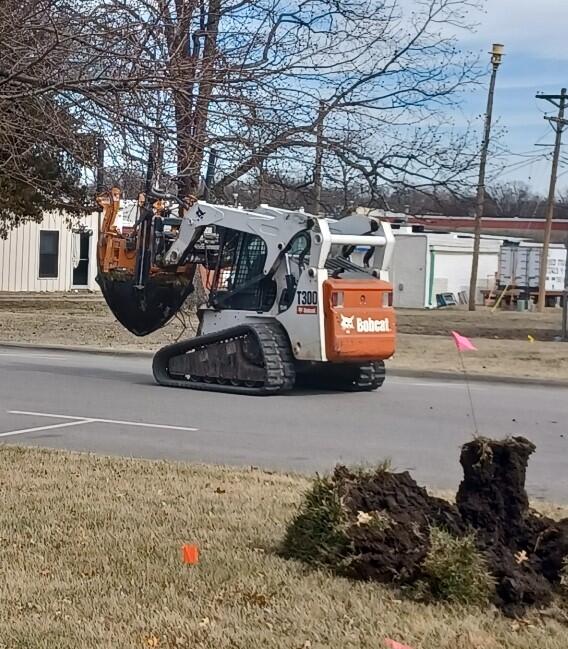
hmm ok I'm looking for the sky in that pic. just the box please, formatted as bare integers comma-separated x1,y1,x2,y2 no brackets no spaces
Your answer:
455,0,568,193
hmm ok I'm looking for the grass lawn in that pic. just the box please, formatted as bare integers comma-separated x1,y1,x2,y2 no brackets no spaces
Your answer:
1,446,567,649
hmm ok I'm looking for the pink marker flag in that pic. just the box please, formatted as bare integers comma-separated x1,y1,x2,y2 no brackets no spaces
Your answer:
384,639,415,649
451,330,477,352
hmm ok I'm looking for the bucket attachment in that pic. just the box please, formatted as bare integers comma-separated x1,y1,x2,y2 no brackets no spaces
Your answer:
97,272,193,336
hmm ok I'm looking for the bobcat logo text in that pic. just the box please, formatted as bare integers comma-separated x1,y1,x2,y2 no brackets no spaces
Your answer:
339,315,391,334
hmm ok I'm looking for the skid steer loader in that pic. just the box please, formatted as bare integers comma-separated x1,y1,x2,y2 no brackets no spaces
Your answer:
96,188,396,394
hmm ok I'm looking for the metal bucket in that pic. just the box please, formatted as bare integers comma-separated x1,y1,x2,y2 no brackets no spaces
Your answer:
96,272,193,336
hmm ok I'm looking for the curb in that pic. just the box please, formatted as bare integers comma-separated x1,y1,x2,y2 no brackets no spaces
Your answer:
0,341,154,358
2,340,567,388
388,368,568,388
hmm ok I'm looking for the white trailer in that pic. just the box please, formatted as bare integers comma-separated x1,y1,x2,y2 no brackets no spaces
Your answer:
498,244,567,292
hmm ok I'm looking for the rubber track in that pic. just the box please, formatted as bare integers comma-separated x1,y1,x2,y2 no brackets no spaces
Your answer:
152,321,296,395
295,360,386,392
357,361,386,391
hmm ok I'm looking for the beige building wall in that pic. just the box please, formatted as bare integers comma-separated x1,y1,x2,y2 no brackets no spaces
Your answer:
0,212,100,292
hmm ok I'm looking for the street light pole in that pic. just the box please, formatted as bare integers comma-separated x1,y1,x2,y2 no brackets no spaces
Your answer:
468,44,504,311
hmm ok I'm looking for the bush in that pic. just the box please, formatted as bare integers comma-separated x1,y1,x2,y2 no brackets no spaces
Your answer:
282,442,568,614
281,476,349,566
561,558,568,594
283,480,495,606
418,527,495,605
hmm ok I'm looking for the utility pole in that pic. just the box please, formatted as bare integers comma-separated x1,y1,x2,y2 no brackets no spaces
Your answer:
312,100,326,215
257,157,265,205
95,136,105,233
468,44,504,311
203,148,217,202
562,237,568,340
536,88,568,313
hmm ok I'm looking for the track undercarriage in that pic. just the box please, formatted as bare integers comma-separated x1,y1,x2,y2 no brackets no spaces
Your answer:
152,322,385,395
153,322,296,395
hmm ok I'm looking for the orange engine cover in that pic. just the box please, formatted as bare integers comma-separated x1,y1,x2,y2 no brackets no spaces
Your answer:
323,278,396,362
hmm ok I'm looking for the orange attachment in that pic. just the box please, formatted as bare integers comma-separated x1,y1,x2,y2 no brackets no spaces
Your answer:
182,544,200,565
323,278,396,362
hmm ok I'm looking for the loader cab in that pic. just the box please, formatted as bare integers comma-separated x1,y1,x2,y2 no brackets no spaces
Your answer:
207,226,314,314
208,227,277,312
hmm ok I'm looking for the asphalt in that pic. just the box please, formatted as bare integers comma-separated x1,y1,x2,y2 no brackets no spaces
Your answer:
0,346,567,502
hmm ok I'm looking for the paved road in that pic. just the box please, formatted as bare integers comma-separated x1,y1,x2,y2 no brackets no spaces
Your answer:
0,346,566,501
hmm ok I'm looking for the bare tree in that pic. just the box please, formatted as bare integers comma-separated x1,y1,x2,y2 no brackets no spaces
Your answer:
0,1,96,235
487,182,543,218
1,0,483,232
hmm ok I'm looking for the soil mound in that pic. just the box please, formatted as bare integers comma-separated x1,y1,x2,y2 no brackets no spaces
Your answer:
457,437,567,616
283,437,568,614
334,466,464,582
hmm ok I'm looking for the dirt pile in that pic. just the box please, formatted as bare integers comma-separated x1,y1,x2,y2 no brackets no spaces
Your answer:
457,437,568,615
283,437,568,614
333,466,464,583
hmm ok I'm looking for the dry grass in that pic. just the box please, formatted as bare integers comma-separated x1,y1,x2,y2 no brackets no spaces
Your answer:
0,296,188,351
389,333,568,381
1,447,567,649
396,306,563,340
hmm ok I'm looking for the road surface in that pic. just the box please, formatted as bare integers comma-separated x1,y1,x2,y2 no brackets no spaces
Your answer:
0,346,566,501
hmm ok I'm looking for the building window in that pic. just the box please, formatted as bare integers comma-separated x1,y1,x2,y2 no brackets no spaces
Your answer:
39,231,59,278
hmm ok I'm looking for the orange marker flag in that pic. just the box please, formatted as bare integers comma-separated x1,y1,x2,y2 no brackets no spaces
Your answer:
451,330,477,352
182,544,199,565
384,639,414,649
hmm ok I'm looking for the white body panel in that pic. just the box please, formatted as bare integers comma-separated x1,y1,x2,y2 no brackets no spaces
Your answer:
185,203,396,362
275,268,328,361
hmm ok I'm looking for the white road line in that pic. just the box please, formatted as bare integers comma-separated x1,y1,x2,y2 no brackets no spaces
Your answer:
7,410,198,432
0,419,95,438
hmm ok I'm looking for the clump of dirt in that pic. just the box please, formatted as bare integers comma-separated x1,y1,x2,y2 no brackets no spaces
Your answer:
333,466,464,583
283,437,568,615
457,437,568,616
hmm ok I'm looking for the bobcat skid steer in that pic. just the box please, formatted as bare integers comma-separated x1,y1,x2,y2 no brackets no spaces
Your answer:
97,190,396,394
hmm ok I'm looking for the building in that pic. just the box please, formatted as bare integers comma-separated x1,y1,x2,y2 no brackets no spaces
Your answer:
0,211,100,292
386,229,501,308
355,207,568,244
